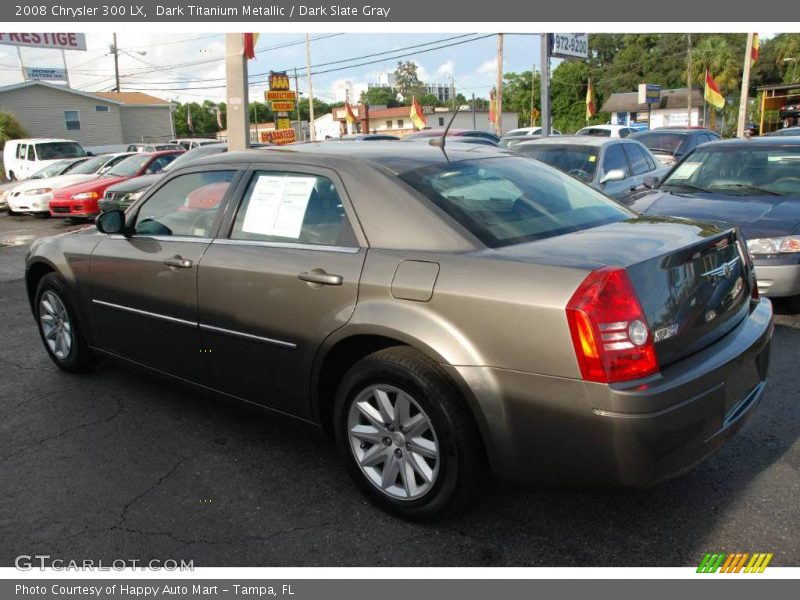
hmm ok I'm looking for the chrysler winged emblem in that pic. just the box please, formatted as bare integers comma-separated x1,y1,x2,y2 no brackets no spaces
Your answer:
701,257,739,280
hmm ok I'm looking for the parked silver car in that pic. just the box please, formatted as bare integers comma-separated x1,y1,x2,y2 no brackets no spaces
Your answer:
514,136,669,202
26,142,772,519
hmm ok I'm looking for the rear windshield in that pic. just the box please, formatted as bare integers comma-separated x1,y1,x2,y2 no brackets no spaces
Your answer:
399,156,631,248
514,144,599,183
34,142,86,160
632,132,687,154
70,155,114,175
106,154,153,177
578,128,611,137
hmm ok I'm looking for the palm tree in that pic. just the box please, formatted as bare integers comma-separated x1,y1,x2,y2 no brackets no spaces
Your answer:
771,33,800,83
687,36,741,94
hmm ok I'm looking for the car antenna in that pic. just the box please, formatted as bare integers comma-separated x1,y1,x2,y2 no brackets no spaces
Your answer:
429,104,461,158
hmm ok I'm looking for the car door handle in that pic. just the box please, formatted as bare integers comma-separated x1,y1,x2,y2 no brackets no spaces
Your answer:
298,271,343,286
163,256,193,269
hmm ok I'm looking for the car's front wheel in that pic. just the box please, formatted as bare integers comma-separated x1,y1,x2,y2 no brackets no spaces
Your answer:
334,347,485,520
35,273,99,372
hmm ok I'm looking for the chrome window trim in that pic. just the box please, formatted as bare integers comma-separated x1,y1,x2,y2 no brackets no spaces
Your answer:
199,323,296,349
211,238,360,254
91,299,197,327
108,234,214,244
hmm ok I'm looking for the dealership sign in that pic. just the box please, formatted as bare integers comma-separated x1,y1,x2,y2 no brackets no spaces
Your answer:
0,33,87,51
551,33,589,59
24,67,67,82
638,83,662,104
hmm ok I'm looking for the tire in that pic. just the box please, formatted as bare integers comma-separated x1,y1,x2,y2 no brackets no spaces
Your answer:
787,294,800,315
34,273,99,373
334,346,486,520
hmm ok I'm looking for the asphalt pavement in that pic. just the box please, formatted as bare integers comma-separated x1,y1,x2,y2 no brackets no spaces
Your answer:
0,212,798,567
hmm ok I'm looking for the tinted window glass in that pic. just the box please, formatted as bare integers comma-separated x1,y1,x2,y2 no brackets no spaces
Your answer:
579,128,611,137
232,172,354,247
400,156,632,248
515,144,598,183
602,144,630,176
633,132,686,154
134,170,235,237
34,142,85,159
624,143,653,175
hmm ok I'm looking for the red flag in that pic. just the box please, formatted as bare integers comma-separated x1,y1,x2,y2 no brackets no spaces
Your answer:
488,89,496,124
586,79,596,120
344,102,357,124
243,33,259,60
751,33,759,67
410,96,427,130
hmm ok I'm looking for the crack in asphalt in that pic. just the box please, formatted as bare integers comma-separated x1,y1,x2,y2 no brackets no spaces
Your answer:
0,403,124,464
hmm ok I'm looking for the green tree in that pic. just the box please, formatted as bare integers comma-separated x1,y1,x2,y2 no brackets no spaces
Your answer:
502,71,541,127
0,110,28,150
688,36,741,94
550,60,606,133
394,60,425,98
359,86,399,107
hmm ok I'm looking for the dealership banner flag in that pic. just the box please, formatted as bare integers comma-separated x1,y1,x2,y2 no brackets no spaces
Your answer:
187,106,194,132
586,79,596,119
489,89,496,124
704,70,725,110
244,33,260,59
410,96,427,130
345,102,357,124
216,107,223,130
751,33,759,67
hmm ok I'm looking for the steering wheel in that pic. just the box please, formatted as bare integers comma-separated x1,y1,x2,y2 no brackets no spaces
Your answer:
568,168,592,181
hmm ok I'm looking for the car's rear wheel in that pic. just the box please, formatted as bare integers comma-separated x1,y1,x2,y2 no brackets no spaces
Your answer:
35,273,99,372
334,347,485,520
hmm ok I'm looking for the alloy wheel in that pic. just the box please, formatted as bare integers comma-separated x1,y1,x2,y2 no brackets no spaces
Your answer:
347,384,440,501
39,290,73,360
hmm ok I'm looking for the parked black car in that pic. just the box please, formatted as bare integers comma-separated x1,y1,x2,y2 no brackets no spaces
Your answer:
630,128,720,167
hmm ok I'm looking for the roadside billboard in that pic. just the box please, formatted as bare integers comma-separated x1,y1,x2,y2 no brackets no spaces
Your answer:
0,33,87,51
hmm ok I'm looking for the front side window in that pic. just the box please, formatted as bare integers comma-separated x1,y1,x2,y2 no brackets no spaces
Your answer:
64,110,81,131
624,143,654,175
134,170,235,238
602,144,630,176
27,145,35,160
231,172,354,247
400,156,632,248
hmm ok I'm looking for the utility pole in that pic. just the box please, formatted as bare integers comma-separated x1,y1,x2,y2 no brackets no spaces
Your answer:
530,64,536,127
472,93,476,129
224,33,250,150
495,33,504,136
540,34,551,136
687,33,692,126
112,33,120,92
737,33,755,138
16,46,25,81
293,67,303,141
305,34,316,141
61,49,71,88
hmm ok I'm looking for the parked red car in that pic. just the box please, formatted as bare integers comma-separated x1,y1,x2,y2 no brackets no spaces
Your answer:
49,150,183,218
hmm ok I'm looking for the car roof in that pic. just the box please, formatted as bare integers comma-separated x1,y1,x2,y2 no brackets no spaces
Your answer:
578,124,628,131
516,135,619,148
10,138,78,144
696,136,800,148
191,141,511,175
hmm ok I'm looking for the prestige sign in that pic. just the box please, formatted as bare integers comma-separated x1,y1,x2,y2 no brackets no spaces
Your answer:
0,32,87,51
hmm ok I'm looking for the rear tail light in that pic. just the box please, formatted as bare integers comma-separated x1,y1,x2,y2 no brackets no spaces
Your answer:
566,267,659,383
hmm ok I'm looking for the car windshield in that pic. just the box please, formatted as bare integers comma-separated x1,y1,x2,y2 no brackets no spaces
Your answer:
578,128,611,137
29,159,82,179
106,154,153,177
661,146,800,196
513,144,599,183
633,132,687,154
69,155,115,175
34,142,86,159
400,156,631,248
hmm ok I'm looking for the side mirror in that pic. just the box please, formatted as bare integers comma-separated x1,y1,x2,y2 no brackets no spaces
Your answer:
96,210,127,235
600,169,626,184
643,175,660,189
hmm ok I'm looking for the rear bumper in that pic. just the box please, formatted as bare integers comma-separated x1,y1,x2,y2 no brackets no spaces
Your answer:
448,298,773,487
753,258,800,297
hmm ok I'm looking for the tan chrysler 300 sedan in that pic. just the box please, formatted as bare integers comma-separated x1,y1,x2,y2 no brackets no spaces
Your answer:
25,142,773,519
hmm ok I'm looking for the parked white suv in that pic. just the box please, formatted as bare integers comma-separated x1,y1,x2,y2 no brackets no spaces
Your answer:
3,138,86,181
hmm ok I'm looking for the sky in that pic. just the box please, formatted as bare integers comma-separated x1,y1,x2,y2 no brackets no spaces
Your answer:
0,32,546,105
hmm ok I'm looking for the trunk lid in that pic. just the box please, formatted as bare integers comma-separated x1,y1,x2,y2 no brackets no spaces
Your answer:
488,216,755,367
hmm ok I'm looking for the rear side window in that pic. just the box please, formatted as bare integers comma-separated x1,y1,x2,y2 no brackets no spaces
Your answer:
27,145,35,161
231,171,355,247
623,143,654,175
400,156,631,248
602,144,630,176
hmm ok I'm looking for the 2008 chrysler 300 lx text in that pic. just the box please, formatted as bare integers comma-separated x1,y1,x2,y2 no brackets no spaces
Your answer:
25,142,773,519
